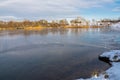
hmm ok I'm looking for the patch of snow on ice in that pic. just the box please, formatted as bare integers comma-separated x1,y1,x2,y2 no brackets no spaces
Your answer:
106,62,120,80
100,50,120,62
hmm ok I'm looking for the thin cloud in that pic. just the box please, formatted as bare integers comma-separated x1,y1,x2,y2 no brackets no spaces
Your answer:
0,16,20,21
113,7,120,12
0,0,116,19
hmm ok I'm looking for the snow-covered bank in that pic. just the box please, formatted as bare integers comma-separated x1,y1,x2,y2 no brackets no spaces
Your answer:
111,22,120,31
77,50,120,80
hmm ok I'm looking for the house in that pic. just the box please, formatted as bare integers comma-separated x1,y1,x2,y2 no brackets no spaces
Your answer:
70,17,89,27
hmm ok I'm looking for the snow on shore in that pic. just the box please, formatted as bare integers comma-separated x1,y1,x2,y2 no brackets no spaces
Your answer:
111,22,120,30
77,50,120,80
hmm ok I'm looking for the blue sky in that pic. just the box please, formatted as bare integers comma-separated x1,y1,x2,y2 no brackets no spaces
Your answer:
0,0,120,20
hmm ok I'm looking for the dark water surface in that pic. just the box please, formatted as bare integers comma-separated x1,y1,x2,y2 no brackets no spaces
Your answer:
0,28,120,80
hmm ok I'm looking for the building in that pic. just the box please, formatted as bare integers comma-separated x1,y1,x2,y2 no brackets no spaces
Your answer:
70,17,89,27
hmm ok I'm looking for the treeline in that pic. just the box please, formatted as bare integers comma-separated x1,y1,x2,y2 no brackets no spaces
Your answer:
100,18,120,23
0,17,120,28
0,17,90,28
0,19,69,28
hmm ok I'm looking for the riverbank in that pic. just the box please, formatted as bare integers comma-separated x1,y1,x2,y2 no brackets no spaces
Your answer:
0,25,103,31
0,26,45,31
78,50,120,80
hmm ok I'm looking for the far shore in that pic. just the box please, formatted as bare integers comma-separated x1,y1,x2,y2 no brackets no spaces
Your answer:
1,17,119,31
0,25,104,31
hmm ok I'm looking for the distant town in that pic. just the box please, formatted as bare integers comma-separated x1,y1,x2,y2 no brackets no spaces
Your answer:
0,17,120,30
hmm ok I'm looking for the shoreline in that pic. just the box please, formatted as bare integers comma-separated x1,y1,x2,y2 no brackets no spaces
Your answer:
0,25,103,31
78,50,120,80
0,26,45,31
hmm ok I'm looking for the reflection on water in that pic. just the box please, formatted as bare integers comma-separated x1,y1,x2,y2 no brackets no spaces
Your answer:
0,28,120,80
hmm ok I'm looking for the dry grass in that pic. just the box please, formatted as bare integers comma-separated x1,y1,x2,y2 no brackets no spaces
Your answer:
0,26,45,31
64,25,90,28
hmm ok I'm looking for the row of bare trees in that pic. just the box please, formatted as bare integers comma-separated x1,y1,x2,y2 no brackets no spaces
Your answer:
0,17,120,28
0,19,69,28
100,18,120,23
